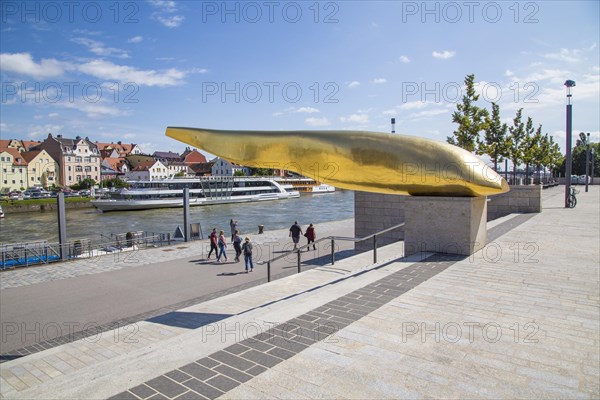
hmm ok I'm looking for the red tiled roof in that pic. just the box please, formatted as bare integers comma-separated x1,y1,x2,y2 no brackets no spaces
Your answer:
0,148,28,166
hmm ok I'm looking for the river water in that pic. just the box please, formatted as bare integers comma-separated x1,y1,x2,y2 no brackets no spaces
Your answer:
0,191,354,244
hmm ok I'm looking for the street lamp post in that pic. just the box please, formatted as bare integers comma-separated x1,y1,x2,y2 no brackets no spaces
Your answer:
591,148,596,186
564,80,575,208
391,118,396,134
585,132,590,192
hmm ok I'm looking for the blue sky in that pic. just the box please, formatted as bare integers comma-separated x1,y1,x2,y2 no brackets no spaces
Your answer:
1,1,598,158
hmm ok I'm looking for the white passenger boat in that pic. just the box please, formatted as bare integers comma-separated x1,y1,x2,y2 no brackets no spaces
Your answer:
275,177,336,194
91,177,300,212
0,205,4,218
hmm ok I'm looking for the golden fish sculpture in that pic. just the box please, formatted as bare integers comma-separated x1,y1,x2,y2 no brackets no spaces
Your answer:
166,127,509,197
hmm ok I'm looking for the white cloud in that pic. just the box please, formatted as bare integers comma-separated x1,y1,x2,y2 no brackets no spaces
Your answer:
150,0,185,28
410,109,448,118
399,55,410,63
0,53,67,79
305,117,330,127
382,109,396,116
432,50,456,59
128,36,144,43
543,48,581,63
347,81,360,88
77,60,186,87
71,37,129,59
505,70,514,77
48,113,59,118
28,124,64,138
296,107,320,113
400,101,428,110
372,78,387,84
272,112,283,117
157,15,184,28
340,114,369,124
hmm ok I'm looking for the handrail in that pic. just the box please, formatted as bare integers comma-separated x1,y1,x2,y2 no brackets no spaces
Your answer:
260,222,405,282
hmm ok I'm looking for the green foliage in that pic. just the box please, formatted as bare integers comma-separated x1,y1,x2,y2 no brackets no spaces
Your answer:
174,171,185,177
102,178,129,189
478,102,509,171
40,172,48,189
233,170,246,176
521,118,538,177
447,74,489,152
252,168,274,176
70,178,96,190
507,108,525,180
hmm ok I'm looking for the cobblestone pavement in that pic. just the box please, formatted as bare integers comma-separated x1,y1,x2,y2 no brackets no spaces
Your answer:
0,219,353,290
1,186,598,399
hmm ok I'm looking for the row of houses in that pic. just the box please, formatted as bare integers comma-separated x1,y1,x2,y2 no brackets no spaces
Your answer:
0,134,252,192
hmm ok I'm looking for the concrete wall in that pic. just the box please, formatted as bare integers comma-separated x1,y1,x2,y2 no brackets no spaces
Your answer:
354,191,406,252
487,185,541,221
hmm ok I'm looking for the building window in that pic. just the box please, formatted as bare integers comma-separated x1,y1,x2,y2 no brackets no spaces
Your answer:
32,167,36,173
31,177,34,181
85,166,91,172
68,166,72,171
67,156,71,161
0,157,4,161
75,157,82,162
12,180,15,184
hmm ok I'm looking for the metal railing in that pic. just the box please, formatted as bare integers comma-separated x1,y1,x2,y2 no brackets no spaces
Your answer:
1,231,172,270
261,222,405,282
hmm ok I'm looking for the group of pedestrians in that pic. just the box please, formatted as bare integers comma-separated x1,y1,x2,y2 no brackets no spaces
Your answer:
208,219,254,272
289,221,316,251
207,219,317,274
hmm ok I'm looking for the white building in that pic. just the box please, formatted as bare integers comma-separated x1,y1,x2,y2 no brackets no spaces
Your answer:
124,160,169,181
211,158,250,176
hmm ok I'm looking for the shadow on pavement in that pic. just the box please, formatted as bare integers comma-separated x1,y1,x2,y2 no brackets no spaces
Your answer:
147,311,231,329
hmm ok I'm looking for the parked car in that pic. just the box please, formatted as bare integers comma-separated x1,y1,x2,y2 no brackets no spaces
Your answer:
9,192,23,200
570,175,580,185
579,175,590,185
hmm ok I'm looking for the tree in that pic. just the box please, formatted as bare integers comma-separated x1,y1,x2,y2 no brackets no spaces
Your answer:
233,170,246,176
478,102,509,171
40,172,48,189
536,133,551,182
70,178,96,190
507,108,525,182
447,74,489,152
521,117,538,181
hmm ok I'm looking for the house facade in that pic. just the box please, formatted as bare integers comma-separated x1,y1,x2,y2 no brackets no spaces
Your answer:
211,158,250,176
22,150,59,188
0,148,28,191
124,160,169,181
36,134,101,186
96,141,142,157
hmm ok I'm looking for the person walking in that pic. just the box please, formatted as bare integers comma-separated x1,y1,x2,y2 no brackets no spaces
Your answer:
230,219,238,242
233,230,242,262
289,221,303,250
207,228,218,259
242,237,254,273
217,230,228,262
305,223,316,251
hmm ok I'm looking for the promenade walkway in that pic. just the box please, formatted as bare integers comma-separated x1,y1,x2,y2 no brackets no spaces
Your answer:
1,186,598,399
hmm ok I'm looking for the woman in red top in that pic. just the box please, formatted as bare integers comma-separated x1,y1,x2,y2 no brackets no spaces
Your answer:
305,223,316,251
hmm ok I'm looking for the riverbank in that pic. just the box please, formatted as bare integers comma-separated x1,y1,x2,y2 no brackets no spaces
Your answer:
0,197,94,214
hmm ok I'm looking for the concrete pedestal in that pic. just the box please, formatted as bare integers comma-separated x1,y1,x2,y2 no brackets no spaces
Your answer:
404,196,487,256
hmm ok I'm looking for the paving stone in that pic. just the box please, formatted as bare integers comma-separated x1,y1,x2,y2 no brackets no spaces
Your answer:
210,351,256,371
148,394,169,400
182,378,223,400
180,363,217,381
107,392,139,400
267,347,296,360
130,384,158,399
174,390,207,400
214,364,253,383
239,338,274,352
245,364,268,376
224,343,250,355
197,358,220,369
240,350,283,368
146,376,187,398
165,370,192,383
205,374,240,392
